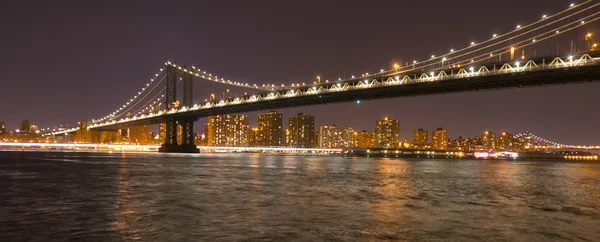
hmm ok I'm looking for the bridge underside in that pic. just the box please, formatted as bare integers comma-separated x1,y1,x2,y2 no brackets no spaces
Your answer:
92,63,600,132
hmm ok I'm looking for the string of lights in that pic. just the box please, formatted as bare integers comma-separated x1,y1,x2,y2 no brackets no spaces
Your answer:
441,12,600,70
167,62,282,91
112,74,167,119
91,67,166,123
388,1,598,75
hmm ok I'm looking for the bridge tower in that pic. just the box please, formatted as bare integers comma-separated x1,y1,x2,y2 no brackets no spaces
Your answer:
158,64,199,153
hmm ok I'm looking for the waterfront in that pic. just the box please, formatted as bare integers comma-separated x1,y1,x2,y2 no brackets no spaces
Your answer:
1,151,599,241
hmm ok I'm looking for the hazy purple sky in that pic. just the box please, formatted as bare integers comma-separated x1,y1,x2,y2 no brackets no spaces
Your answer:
1,0,599,144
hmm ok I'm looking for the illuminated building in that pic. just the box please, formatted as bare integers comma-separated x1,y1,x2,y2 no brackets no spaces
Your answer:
432,128,448,150
256,111,283,146
482,131,498,150
158,123,166,141
248,127,258,146
206,114,249,146
289,113,314,148
356,131,376,148
75,121,92,143
319,125,355,148
412,128,428,149
0,122,6,135
314,131,319,148
284,129,290,146
30,125,39,134
194,133,204,145
375,117,400,148
177,124,183,145
498,132,514,151
448,136,466,151
75,121,119,144
19,120,30,133
129,125,151,144
401,138,411,148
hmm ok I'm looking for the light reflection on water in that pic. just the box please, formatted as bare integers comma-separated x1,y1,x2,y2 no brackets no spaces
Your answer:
1,152,599,241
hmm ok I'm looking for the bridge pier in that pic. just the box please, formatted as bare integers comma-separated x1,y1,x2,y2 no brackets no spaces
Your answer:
158,64,199,153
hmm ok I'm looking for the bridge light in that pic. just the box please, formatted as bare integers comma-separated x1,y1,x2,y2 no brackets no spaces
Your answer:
516,25,521,29
431,55,435,59
542,14,547,19
471,42,475,46
570,3,575,8
356,100,360,104
450,49,454,53
492,34,497,38
413,60,417,64
581,21,585,24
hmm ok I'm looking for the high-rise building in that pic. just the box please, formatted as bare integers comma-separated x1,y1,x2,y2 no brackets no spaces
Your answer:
375,117,400,148
158,123,166,142
19,120,30,133
248,127,258,146
356,131,376,148
498,132,513,151
206,114,249,146
482,131,498,151
0,122,6,135
256,111,283,146
284,129,290,146
289,113,315,148
319,125,355,148
412,128,428,149
432,127,448,150
129,125,152,144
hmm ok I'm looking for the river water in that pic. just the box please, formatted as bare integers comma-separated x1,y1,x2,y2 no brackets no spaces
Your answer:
1,151,599,241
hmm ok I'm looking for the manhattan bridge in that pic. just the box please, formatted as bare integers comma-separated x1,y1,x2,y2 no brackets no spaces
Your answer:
44,1,600,152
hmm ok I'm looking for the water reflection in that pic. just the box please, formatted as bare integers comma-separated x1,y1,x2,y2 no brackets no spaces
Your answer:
1,152,600,241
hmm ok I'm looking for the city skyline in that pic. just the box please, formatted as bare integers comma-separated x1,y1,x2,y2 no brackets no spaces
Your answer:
1,0,600,144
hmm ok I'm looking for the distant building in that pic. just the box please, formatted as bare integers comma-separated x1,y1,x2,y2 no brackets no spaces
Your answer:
375,117,400,148
284,129,290,146
318,125,355,148
356,131,376,148
412,128,428,149
257,111,283,146
206,114,249,146
19,120,30,133
289,113,315,148
129,125,152,144
482,131,498,151
248,127,258,146
432,128,448,150
159,123,166,141
0,122,6,135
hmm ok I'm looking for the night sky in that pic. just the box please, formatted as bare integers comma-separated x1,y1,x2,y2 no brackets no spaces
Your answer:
1,0,599,144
